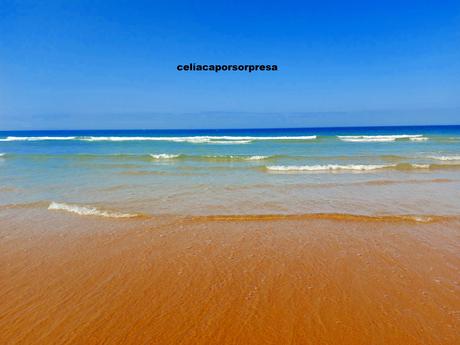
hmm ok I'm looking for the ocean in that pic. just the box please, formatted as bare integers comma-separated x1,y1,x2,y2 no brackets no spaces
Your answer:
1,125,459,218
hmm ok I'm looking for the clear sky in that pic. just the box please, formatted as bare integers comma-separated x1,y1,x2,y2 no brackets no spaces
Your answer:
0,0,459,129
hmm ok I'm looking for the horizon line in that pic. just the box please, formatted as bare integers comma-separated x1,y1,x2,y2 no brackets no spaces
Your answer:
1,124,459,132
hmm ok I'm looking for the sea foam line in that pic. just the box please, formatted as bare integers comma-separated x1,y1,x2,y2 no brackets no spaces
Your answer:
245,155,269,160
265,163,458,172
150,153,182,159
266,164,393,171
337,134,426,142
0,135,317,142
82,135,317,142
149,154,271,161
200,154,271,160
48,202,139,218
0,136,77,141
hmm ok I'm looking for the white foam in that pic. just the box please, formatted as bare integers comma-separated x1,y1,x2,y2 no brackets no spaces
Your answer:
0,153,4,157
428,155,460,161
339,138,397,142
338,134,424,142
48,202,138,218
411,216,433,223
81,136,212,143
207,140,252,144
246,155,269,160
267,163,438,171
200,154,269,160
80,135,316,143
150,154,181,159
410,137,429,141
207,135,317,140
0,136,77,141
266,164,393,171
0,135,317,143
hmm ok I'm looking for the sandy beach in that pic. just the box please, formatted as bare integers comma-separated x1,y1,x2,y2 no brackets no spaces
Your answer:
3,0,459,343
1,209,459,345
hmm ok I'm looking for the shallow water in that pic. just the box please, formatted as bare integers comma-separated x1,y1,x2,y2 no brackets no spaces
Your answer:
1,125,459,217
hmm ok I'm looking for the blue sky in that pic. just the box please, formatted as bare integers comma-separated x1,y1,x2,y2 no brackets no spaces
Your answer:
0,0,459,129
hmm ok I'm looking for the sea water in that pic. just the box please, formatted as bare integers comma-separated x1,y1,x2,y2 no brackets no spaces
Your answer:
1,126,459,217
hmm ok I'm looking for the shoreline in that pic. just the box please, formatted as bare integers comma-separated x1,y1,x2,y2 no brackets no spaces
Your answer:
1,211,459,344
0,201,456,222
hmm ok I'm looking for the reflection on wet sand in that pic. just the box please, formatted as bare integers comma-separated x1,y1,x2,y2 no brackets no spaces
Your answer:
1,210,459,345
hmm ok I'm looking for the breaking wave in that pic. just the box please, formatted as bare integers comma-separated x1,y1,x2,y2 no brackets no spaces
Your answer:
0,135,317,143
266,164,393,171
0,134,437,144
198,155,271,161
147,154,273,161
81,135,317,142
48,202,140,218
265,163,460,172
0,152,277,162
0,136,77,141
150,154,182,159
245,155,269,160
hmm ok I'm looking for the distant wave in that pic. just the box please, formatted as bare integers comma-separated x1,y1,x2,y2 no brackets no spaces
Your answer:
428,155,460,161
0,134,437,143
0,152,411,162
48,202,140,218
0,135,317,143
147,154,273,161
82,136,212,143
337,134,425,142
339,138,397,142
81,135,317,142
0,136,77,141
0,152,277,162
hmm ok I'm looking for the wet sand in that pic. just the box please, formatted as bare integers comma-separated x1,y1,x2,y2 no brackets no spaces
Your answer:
1,210,459,345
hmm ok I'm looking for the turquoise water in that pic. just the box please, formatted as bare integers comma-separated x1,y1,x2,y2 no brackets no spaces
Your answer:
1,126,459,217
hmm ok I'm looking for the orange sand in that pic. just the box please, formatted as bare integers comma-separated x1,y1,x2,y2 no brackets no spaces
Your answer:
1,211,459,345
